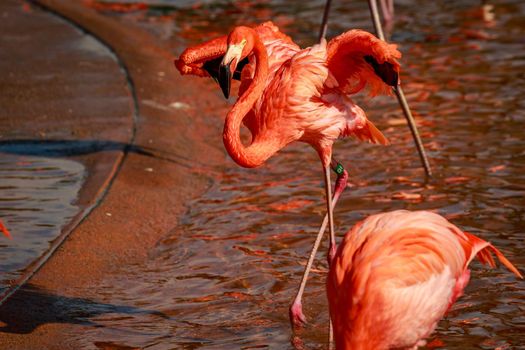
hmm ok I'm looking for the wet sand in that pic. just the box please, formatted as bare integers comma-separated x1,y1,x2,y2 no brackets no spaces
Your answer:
0,0,133,296
0,0,224,348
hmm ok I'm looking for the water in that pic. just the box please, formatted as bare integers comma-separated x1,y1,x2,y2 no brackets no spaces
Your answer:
0,0,129,299
0,151,85,293
23,0,525,348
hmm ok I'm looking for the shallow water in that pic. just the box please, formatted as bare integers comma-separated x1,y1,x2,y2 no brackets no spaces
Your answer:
0,0,130,298
0,151,85,293
14,0,525,348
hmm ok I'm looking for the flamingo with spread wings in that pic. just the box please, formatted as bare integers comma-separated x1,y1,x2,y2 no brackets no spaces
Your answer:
327,210,522,349
175,22,400,326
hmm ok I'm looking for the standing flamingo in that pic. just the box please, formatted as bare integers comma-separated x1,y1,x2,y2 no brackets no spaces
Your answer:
175,23,401,325
327,210,522,349
0,220,11,238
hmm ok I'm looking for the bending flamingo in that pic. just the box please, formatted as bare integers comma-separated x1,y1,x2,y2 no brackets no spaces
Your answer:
175,23,401,325
327,210,522,349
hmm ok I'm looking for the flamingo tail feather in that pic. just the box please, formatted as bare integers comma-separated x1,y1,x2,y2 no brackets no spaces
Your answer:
464,231,523,279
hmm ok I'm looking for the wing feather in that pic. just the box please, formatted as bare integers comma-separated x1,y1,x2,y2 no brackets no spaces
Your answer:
326,29,401,96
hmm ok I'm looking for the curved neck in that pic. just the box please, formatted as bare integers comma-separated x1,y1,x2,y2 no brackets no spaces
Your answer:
222,30,275,168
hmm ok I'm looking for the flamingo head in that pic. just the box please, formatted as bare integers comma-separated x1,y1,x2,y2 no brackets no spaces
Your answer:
219,26,254,98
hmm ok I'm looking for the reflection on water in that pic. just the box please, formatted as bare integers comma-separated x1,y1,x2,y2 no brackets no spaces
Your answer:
0,153,85,293
81,0,525,348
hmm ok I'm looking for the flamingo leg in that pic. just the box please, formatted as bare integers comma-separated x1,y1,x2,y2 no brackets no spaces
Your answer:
318,0,333,41
324,165,337,264
379,0,394,26
329,319,334,349
289,161,348,327
367,0,432,177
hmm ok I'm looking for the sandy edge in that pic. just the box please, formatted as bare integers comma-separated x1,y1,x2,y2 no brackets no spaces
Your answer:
0,0,226,348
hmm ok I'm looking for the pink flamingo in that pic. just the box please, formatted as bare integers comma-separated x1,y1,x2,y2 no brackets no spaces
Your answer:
175,22,401,326
0,220,11,238
327,210,522,349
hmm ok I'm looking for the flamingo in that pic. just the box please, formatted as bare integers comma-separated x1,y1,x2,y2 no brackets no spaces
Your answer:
327,210,522,349
175,22,401,326
0,220,11,238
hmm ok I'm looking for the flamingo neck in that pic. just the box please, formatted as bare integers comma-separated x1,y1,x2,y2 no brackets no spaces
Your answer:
222,30,275,168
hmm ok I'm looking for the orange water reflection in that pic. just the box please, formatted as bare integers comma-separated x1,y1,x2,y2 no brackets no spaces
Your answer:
76,1,524,349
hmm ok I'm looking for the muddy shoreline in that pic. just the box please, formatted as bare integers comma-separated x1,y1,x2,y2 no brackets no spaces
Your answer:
0,0,225,348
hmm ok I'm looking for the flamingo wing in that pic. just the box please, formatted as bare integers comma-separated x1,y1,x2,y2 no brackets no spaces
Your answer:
326,29,401,96
249,40,330,148
253,38,389,153
451,228,523,279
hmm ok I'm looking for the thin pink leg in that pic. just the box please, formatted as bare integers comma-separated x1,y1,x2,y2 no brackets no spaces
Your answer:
380,0,394,25
289,161,348,327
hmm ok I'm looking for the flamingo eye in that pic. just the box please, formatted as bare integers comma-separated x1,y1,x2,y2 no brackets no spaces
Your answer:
240,38,247,47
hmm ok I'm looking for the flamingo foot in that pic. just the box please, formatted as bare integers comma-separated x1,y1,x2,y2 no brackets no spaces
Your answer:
289,300,307,328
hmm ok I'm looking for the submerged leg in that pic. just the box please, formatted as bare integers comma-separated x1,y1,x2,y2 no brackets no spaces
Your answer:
289,160,348,327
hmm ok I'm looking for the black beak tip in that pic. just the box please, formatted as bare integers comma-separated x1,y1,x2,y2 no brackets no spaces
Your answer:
218,64,232,99
221,84,230,99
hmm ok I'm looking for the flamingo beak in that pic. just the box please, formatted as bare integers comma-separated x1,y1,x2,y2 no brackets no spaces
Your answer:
219,41,246,99
218,61,232,99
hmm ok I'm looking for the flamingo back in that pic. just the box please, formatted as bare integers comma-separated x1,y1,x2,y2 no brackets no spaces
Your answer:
327,210,522,349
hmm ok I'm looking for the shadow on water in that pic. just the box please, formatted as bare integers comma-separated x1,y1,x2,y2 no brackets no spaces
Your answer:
0,139,152,158
0,139,193,167
0,284,169,335
0,139,196,301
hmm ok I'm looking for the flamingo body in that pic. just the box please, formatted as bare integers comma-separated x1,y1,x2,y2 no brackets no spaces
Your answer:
327,210,522,350
175,23,403,326
175,22,398,169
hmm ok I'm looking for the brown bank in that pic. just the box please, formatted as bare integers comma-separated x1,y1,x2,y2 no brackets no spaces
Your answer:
0,0,225,348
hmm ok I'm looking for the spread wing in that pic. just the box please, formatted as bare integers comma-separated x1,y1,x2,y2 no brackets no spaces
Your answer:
326,29,401,96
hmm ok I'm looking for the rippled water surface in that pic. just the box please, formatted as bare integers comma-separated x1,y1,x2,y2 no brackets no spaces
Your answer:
33,0,525,349
0,151,85,293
